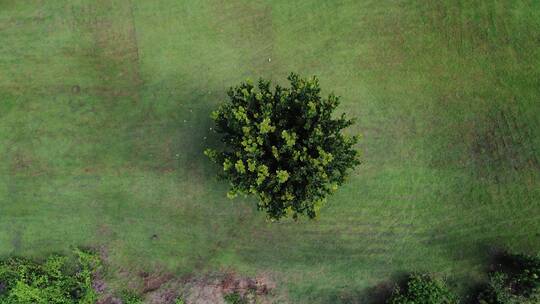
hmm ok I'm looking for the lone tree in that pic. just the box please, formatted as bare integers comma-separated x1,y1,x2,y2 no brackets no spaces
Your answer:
205,73,360,220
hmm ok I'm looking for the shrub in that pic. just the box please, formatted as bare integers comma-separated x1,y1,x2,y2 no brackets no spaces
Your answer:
505,253,540,297
206,73,360,220
0,249,99,304
119,289,144,304
478,252,540,303
478,272,520,304
387,274,457,304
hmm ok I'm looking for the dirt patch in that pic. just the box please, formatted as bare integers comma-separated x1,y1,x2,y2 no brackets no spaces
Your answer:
93,271,124,304
97,296,123,304
92,247,122,304
140,272,174,293
93,276,108,294
182,272,276,304
101,268,278,304
69,0,142,103
10,151,33,172
146,288,181,304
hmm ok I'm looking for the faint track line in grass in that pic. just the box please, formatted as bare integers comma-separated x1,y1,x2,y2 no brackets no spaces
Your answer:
126,0,142,86
70,0,143,104
421,213,540,246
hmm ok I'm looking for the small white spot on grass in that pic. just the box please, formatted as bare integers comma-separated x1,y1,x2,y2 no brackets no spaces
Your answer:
268,58,271,62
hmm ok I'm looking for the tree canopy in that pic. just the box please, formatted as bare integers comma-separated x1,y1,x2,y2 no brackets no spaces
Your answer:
0,249,99,304
205,73,360,220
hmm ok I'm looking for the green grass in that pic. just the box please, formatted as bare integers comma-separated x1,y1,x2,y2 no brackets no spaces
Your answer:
1,0,539,302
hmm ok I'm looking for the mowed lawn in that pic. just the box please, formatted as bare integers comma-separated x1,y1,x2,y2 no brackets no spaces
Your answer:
1,0,539,302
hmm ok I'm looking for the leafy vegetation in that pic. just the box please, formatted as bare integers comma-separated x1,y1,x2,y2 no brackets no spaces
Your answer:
503,253,540,297
224,292,248,304
478,253,540,304
387,274,457,304
174,298,185,304
206,73,360,220
0,249,100,304
478,272,522,304
119,290,144,304
1,0,539,303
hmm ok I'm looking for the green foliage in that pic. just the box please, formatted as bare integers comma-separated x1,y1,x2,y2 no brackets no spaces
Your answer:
478,272,521,304
206,73,360,220
224,292,248,304
0,250,100,304
505,253,540,297
119,290,144,304
174,298,185,304
478,253,540,304
74,248,101,304
387,274,457,304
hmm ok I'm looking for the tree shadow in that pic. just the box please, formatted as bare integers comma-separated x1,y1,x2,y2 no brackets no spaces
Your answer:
307,272,407,304
125,87,220,176
460,244,535,304
361,278,398,304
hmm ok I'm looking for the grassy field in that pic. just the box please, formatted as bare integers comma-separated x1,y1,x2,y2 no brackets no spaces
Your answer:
1,0,540,302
